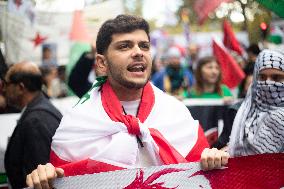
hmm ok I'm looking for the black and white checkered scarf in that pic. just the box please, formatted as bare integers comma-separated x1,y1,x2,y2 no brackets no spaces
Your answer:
229,49,284,157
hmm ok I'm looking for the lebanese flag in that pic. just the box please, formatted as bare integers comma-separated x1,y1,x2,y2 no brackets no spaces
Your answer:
194,0,232,24
223,19,244,56
213,38,245,89
50,81,209,176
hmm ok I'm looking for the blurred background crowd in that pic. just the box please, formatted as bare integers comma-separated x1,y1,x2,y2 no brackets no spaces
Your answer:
1,0,283,105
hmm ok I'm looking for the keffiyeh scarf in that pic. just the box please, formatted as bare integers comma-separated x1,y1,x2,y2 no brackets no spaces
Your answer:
229,49,284,157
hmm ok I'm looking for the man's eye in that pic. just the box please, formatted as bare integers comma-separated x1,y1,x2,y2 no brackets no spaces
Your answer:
118,44,130,50
139,43,150,50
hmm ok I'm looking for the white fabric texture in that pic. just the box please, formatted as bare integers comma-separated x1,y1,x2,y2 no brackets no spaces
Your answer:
51,84,199,168
229,49,284,156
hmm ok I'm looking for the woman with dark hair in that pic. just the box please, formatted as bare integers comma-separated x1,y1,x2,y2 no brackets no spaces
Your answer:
188,56,232,98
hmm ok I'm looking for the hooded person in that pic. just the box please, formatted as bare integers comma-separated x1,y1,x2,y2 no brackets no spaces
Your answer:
229,49,284,156
152,46,194,99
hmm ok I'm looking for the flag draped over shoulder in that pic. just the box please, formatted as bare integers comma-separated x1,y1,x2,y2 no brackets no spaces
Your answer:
194,0,232,24
50,82,209,176
223,19,244,56
212,39,245,89
256,0,284,18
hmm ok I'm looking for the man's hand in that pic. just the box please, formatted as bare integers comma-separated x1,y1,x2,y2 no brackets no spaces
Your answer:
200,148,229,171
26,163,64,189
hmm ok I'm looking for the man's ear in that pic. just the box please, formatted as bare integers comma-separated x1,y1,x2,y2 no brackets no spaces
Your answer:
95,54,108,74
17,82,26,94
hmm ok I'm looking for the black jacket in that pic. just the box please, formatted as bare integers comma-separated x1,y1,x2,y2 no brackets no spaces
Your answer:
212,100,243,149
68,52,94,98
4,93,62,189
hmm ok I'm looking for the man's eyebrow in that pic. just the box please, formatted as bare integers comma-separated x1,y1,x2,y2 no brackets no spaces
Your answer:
113,40,132,44
139,40,150,43
113,40,150,44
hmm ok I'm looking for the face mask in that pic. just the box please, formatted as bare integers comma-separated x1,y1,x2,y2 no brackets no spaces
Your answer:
255,80,284,107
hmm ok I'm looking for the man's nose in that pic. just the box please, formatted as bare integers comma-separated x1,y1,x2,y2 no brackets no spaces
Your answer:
132,46,143,57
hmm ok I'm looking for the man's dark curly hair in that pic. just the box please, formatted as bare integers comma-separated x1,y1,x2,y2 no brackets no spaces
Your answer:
96,14,150,55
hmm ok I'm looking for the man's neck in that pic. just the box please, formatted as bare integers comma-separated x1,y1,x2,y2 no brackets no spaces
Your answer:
21,91,40,109
111,84,143,101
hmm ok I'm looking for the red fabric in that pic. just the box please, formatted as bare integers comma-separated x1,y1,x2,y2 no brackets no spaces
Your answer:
223,19,244,56
50,150,70,167
213,39,245,89
101,81,193,164
149,128,188,164
192,153,284,189
50,150,124,176
50,81,205,175
185,125,209,162
194,0,232,25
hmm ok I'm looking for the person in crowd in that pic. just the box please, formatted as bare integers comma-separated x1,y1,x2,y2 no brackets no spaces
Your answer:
188,56,232,99
40,64,58,98
0,49,20,113
238,72,253,99
26,15,229,189
244,43,260,74
229,49,284,156
0,77,6,112
68,44,97,98
152,46,194,99
42,45,57,67
68,44,105,98
55,65,68,98
187,43,199,72
0,49,8,112
212,100,242,149
213,63,254,149
3,61,62,189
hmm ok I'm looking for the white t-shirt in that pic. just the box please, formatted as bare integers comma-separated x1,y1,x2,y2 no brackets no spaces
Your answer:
120,100,156,167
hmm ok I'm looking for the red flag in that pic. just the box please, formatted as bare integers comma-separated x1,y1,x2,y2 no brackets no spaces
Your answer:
194,0,232,25
223,19,244,56
212,39,245,89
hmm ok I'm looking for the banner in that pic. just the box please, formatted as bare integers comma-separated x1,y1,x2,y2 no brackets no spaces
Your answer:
25,153,283,189
82,0,124,41
2,10,73,65
0,0,124,66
